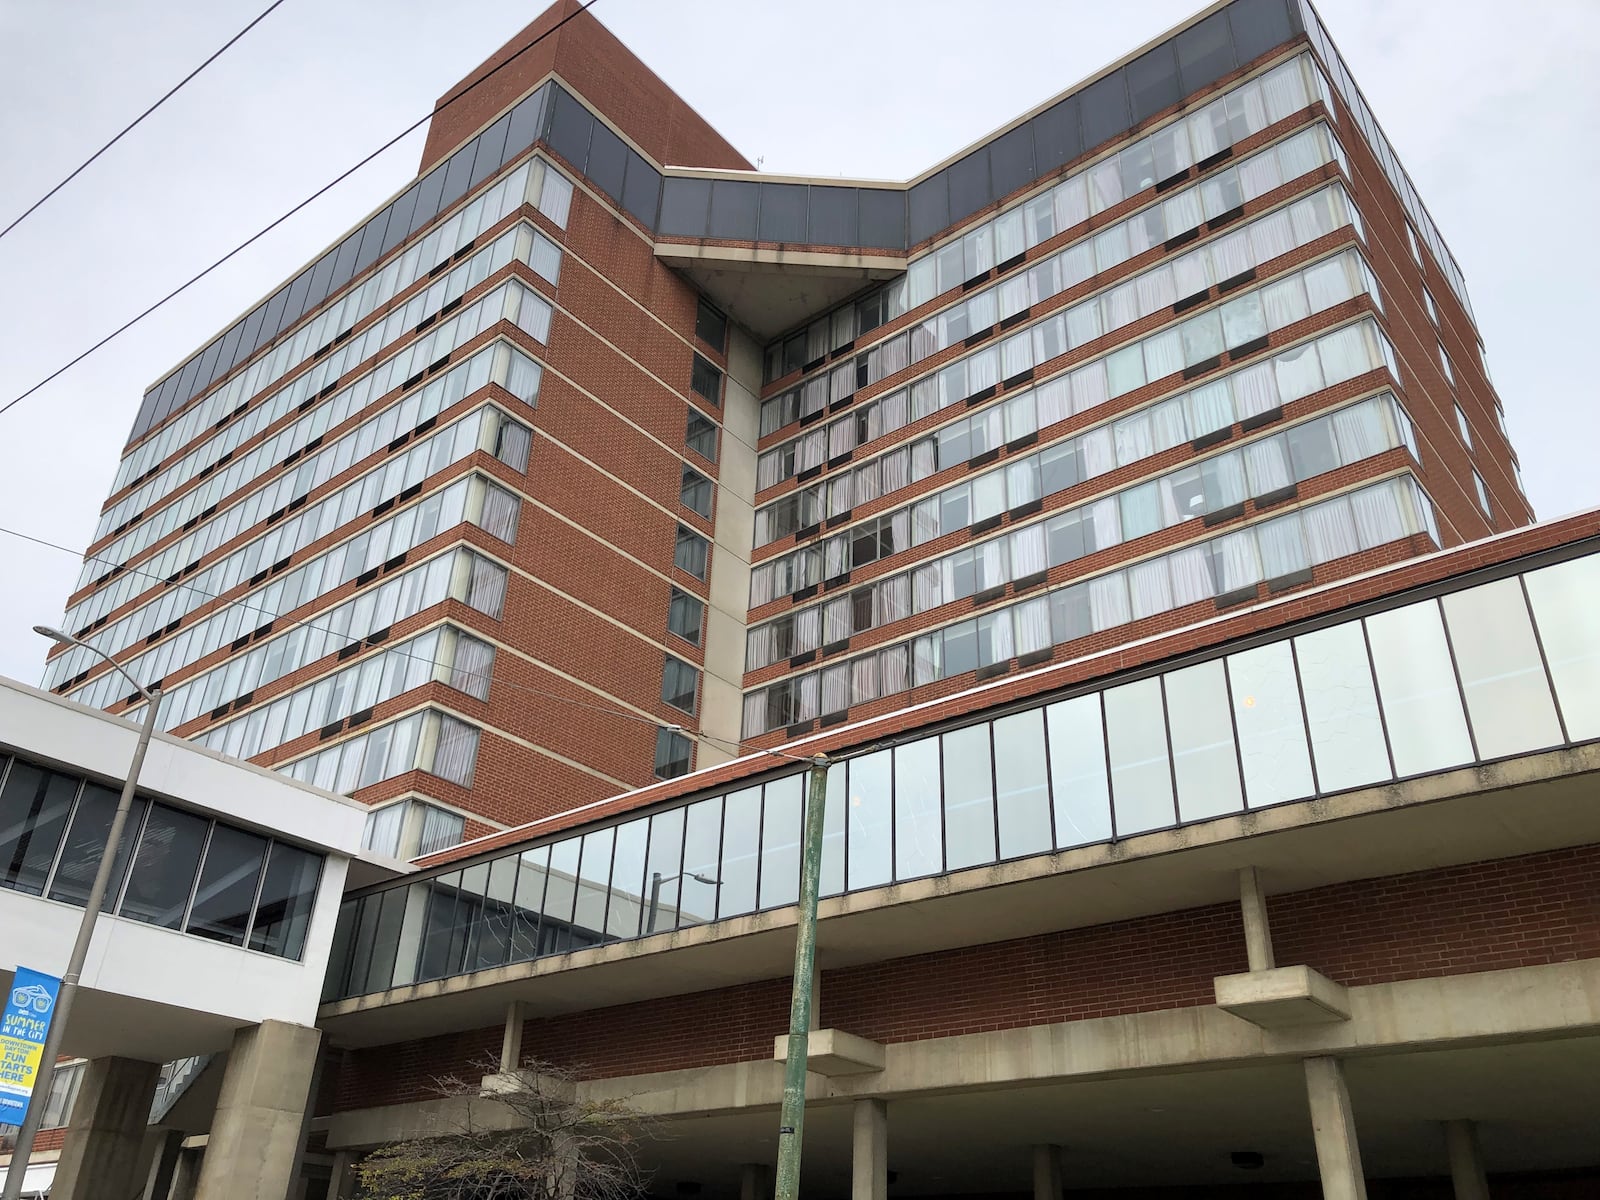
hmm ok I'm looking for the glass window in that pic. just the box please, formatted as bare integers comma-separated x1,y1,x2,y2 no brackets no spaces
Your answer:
1441,579,1562,759
508,847,549,961
247,842,322,959
1364,601,1474,777
695,299,728,350
661,655,700,714
718,786,761,919
1046,695,1113,847
758,776,804,910
0,764,78,897
668,587,704,646
678,798,722,926
642,809,684,934
573,828,614,942
942,725,996,871
1525,556,1600,741
894,737,943,880
1294,621,1391,792
654,726,692,780
1104,678,1175,835
472,855,519,971
606,818,650,940
993,711,1052,859
1164,661,1243,822
820,762,846,898
674,524,709,579
185,825,268,946
686,409,718,462
1227,642,1315,808
119,804,209,929
47,784,143,911
540,840,580,954
691,355,723,407
680,465,714,517
846,750,893,890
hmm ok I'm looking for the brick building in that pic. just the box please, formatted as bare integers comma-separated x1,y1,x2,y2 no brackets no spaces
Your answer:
29,0,1600,1197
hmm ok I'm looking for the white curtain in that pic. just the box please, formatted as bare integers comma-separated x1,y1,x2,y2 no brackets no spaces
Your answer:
1169,546,1215,606
1070,362,1109,414
1036,377,1071,427
1128,559,1174,619
1170,247,1211,299
1209,229,1255,281
749,564,775,608
1161,187,1204,238
1247,210,1295,263
1260,58,1310,123
823,597,851,644
1273,343,1325,403
1103,280,1140,331
1089,574,1131,631
1014,597,1052,653
1243,438,1292,495
1150,399,1189,452
1304,255,1355,312
795,607,822,653
979,540,1008,590
747,624,776,671
880,645,910,695
1232,361,1279,418
1214,530,1261,592
913,564,942,613
1332,398,1386,460
1350,482,1405,548
1144,329,1186,380
1239,153,1284,204
821,666,850,716
1115,414,1154,466
431,716,480,787
1187,379,1234,436
880,448,909,493
878,575,911,623
851,656,879,704
1090,497,1121,549
1065,303,1102,353
1007,459,1041,507
1257,516,1310,579
1263,277,1310,330
1276,127,1324,181
1317,324,1377,385
1010,525,1047,577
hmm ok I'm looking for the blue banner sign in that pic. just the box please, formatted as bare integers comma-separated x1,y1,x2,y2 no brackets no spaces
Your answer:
0,968,62,1126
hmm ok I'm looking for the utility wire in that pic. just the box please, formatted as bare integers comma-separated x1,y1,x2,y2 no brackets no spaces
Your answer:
0,0,291,244
0,0,601,422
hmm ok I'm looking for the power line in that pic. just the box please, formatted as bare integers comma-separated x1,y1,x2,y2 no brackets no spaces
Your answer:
0,0,601,423
0,0,291,244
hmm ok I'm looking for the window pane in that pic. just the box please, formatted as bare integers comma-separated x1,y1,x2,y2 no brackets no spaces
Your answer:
679,798,722,926
185,825,268,946
993,711,1052,859
1365,601,1475,777
894,737,943,880
759,776,804,910
606,819,649,941
1227,642,1315,807
47,785,144,911
1442,579,1562,759
0,764,78,897
119,804,209,929
1165,661,1243,822
248,842,323,959
942,725,996,870
573,827,614,945
508,848,548,962
642,809,683,935
1046,695,1113,847
1525,556,1600,740
1104,678,1175,835
541,840,580,954
1294,622,1391,792
719,786,761,919
847,750,893,890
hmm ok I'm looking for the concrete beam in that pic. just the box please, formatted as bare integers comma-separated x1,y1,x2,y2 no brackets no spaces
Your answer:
772,1028,885,1076
1213,966,1352,1028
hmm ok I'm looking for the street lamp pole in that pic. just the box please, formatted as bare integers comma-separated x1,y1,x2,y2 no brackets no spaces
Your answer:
774,753,830,1200
1,628,164,1200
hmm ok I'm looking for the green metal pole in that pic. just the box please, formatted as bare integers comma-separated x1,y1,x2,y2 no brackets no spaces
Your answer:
774,754,830,1200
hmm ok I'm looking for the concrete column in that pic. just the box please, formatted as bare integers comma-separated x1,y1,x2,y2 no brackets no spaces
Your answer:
1032,1144,1063,1200
738,1161,771,1200
1303,1057,1368,1200
852,1097,888,1200
1445,1120,1491,1200
169,1146,203,1200
193,1021,322,1200
324,1149,358,1200
1239,866,1275,971
500,1001,527,1072
143,1128,186,1200
52,1055,162,1200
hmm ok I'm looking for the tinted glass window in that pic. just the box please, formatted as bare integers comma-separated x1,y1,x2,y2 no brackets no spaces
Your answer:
674,525,709,579
759,775,804,910
989,125,1036,202
546,88,595,170
1079,70,1132,149
659,178,712,237
946,151,992,225
120,804,208,928
1046,695,1112,846
643,809,684,932
621,151,661,227
1441,579,1562,759
1032,96,1083,174
710,179,760,240
1175,10,1236,94
0,763,76,897
1126,44,1182,124
757,183,808,242
586,121,627,202
695,300,728,351
662,655,700,713
908,175,950,246
47,785,143,911
679,798,721,926
846,750,893,890
654,728,692,780
468,114,511,192
1365,601,1474,777
686,408,718,461
248,842,323,959
1228,0,1297,63
1165,660,1243,821
807,187,858,246
718,786,761,918
1103,677,1174,834
691,354,723,406
668,587,705,645
186,825,268,946
680,465,713,517
1226,641,1314,807
993,710,1051,858
1525,556,1600,741
858,190,906,249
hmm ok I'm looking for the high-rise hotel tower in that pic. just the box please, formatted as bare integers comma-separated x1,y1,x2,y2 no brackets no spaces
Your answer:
45,0,1531,862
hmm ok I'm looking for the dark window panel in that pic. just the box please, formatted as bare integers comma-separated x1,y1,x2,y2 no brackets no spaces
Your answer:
248,842,322,960
351,209,391,279
586,120,627,203
694,301,727,354
908,173,950,245
151,373,180,426
988,125,1036,200
257,288,291,350
193,337,226,399
691,353,723,407
710,179,760,240
1126,43,1182,124
305,248,341,311
327,230,364,299
1079,69,1132,149
185,825,269,946
278,268,316,340
946,149,992,225
621,150,661,227
379,185,420,258
0,762,77,897
807,186,858,245
171,353,206,419
216,317,247,376
47,785,143,912
546,88,594,171
437,141,479,220
468,113,512,192
654,728,692,780
407,164,449,238
1032,95,1083,174
1175,9,1237,94
658,177,712,237
1228,0,1297,63
757,183,808,242
119,804,209,929
504,85,550,160
857,189,906,249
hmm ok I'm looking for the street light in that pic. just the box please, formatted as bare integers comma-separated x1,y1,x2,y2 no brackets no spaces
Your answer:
1,628,164,1200
644,869,720,933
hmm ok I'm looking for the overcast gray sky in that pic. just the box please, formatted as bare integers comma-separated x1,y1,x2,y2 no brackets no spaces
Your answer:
0,0,1596,687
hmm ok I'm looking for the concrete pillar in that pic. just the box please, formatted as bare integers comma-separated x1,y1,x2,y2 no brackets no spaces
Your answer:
324,1149,358,1200
1239,866,1275,971
169,1146,203,1200
1304,1057,1368,1200
192,1021,322,1200
852,1097,888,1200
500,1001,527,1072
1445,1120,1491,1200
1032,1144,1063,1200
738,1161,771,1200
143,1128,186,1200
52,1055,162,1200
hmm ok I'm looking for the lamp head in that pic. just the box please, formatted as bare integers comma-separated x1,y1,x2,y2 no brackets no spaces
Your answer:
32,625,74,647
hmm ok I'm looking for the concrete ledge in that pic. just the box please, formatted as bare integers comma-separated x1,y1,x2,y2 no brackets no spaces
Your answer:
1214,965,1352,1028
479,1069,575,1101
772,1028,885,1075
